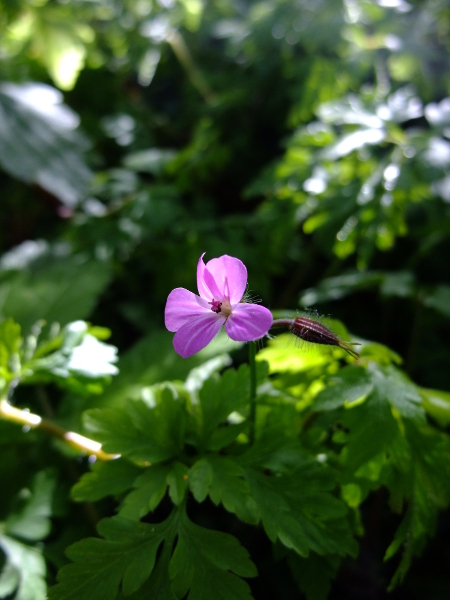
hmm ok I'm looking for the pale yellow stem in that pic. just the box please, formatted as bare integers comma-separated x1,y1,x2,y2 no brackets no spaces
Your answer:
0,399,118,461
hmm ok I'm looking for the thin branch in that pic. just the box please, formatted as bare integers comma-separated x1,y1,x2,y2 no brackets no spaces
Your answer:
0,399,118,461
167,29,217,104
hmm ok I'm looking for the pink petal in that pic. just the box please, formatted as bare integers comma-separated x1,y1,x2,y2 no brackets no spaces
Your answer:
196,253,222,301
173,313,225,358
205,255,247,304
225,303,273,342
165,288,209,332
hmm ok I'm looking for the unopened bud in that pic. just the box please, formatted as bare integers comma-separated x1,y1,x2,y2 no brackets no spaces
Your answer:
271,317,360,359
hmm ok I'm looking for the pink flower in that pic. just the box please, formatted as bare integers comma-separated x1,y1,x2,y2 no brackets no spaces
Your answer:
165,253,273,358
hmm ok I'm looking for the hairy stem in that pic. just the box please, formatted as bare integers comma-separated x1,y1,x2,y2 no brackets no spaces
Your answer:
0,398,118,461
248,342,257,445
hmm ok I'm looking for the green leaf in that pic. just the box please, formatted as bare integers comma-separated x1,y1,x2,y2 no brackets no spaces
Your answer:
0,83,91,205
195,365,250,448
256,332,330,374
0,244,112,333
287,552,340,600
71,460,142,502
420,387,450,426
120,543,177,600
166,462,189,506
423,284,450,318
119,461,189,519
0,536,47,600
29,321,118,381
299,271,385,306
5,470,56,542
170,510,257,600
84,385,185,462
239,445,357,558
368,363,424,421
314,366,374,411
339,389,407,475
91,330,240,409
48,516,170,600
384,423,450,590
0,318,21,387
189,456,258,524
317,363,424,421
119,464,171,519
33,21,90,90
50,508,257,600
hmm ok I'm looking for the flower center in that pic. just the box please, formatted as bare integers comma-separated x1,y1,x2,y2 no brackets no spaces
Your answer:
208,298,232,317
209,299,222,314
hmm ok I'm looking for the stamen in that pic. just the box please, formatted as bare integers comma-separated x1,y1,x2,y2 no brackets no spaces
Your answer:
209,299,222,314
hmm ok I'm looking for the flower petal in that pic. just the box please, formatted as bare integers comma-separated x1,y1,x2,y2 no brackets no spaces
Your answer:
173,312,225,358
165,287,209,332
225,303,273,342
205,255,247,304
197,253,222,301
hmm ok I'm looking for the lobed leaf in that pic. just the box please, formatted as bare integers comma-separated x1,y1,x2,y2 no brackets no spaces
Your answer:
170,510,257,600
83,385,185,462
49,509,257,600
189,456,258,524
48,516,170,600
239,445,357,558
71,460,142,503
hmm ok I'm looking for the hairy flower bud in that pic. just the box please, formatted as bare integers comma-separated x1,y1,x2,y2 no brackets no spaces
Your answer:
291,317,360,359
271,317,360,359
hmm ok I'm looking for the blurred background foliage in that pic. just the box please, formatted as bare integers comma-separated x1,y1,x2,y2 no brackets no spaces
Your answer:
0,0,450,598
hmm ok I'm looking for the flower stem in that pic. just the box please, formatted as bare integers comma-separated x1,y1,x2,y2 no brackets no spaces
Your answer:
0,398,118,461
248,341,257,445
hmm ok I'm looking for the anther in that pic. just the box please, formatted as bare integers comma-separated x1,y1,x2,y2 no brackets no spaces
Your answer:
209,299,222,314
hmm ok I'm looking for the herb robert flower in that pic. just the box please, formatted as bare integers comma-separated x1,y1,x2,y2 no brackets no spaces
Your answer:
165,253,273,358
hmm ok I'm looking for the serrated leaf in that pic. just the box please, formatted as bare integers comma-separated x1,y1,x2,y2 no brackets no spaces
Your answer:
339,389,406,475
119,543,176,600
84,386,185,462
385,423,450,590
369,363,424,421
0,536,47,600
119,464,171,519
49,516,171,600
50,508,256,600
239,447,357,558
189,456,258,524
170,510,257,600
71,459,142,502
314,366,373,411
